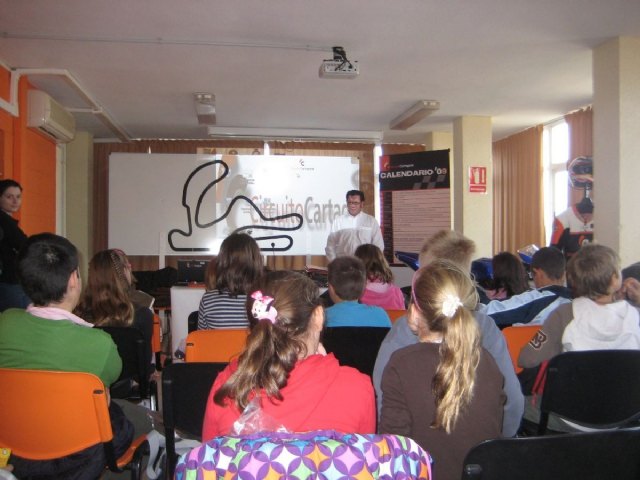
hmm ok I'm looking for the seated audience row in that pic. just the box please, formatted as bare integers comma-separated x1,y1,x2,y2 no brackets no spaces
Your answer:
202,230,514,479
518,243,640,431
373,230,524,438
0,234,146,478
8,227,638,479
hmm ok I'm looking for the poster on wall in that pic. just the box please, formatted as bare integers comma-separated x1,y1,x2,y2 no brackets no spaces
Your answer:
379,149,451,262
109,153,359,256
469,166,487,193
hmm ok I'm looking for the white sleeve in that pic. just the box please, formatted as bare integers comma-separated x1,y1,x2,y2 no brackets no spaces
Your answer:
371,219,385,252
325,217,341,261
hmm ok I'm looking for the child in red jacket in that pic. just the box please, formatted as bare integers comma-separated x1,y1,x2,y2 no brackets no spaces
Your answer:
202,271,376,440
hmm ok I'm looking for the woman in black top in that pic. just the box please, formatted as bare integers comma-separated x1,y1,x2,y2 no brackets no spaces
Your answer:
0,179,30,311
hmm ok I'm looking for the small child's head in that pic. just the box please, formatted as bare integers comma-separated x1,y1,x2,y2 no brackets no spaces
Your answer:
622,262,640,283
327,256,366,301
354,243,393,283
491,251,529,297
567,244,621,300
419,230,476,274
531,246,566,287
215,233,263,295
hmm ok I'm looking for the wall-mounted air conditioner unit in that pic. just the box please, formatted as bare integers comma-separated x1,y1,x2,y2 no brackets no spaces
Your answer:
27,90,76,143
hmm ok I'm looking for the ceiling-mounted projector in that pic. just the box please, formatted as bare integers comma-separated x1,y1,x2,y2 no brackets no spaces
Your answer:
319,46,359,79
319,60,359,79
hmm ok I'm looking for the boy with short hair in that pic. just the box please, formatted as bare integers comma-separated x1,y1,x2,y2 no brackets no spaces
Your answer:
325,256,391,328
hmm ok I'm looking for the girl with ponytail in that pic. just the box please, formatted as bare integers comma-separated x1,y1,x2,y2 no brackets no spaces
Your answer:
202,270,375,440
379,260,504,480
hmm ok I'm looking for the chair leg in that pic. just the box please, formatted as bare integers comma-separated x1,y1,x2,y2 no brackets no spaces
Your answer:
538,412,549,435
130,439,150,480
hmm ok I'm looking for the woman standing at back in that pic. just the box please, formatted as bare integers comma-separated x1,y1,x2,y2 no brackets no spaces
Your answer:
0,179,30,311
202,270,375,440
198,233,263,329
379,260,504,480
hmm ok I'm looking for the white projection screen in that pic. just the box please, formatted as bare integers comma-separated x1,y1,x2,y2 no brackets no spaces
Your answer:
108,153,359,256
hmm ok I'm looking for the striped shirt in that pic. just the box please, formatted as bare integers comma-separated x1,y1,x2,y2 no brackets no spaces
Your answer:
197,289,249,329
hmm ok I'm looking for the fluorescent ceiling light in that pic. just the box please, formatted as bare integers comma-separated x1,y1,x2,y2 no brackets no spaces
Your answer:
194,92,216,125
390,100,440,130
207,126,382,142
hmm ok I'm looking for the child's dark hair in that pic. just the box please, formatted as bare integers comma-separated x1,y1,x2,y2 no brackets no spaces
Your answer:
17,233,78,306
328,256,366,300
354,243,393,283
531,247,565,281
215,233,263,296
491,251,529,297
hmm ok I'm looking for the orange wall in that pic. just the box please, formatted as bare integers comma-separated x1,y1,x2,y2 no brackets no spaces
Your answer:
0,67,13,179
0,65,57,235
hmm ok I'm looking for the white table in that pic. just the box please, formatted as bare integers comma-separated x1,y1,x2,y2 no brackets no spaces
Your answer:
169,285,205,355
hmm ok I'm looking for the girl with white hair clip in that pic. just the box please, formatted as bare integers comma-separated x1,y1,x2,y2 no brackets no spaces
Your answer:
379,260,505,480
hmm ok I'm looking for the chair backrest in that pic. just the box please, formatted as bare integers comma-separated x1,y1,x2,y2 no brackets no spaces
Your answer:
322,326,390,376
501,325,541,374
0,368,113,460
152,313,162,354
462,427,640,480
539,349,640,433
185,329,249,363
384,309,406,323
152,313,163,369
162,362,228,479
97,326,150,398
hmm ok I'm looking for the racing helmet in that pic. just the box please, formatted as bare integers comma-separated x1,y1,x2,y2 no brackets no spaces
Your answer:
568,156,593,189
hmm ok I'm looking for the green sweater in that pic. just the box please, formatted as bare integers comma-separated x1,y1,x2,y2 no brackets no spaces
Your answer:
0,308,122,386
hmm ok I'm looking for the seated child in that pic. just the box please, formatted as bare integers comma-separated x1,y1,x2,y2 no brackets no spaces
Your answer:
354,244,406,310
378,260,504,480
325,256,392,328
202,271,375,439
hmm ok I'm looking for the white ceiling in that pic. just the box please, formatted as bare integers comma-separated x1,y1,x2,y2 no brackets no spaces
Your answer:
1,0,639,143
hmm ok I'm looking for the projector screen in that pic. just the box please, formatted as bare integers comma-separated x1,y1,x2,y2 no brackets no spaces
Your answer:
109,153,359,256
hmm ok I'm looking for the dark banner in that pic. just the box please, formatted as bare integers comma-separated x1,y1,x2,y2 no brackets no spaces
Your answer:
379,150,451,263
379,149,450,191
